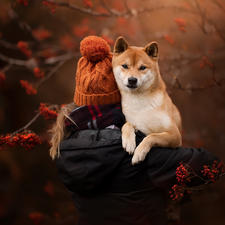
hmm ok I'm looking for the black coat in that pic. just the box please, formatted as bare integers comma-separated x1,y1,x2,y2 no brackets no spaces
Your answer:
56,129,219,225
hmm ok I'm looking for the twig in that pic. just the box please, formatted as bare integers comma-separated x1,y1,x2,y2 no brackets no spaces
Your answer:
211,0,225,13
0,51,79,67
35,60,67,89
206,17,225,42
44,0,111,17
10,104,59,136
100,0,113,15
10,112,41,136
7,8,37,40
194,0,208,34
211,65,221,86
44,52,80,64
0,39,18,50
173,77,185,91
185,172,225,192
192,0,225,42
124,0,130,12
44,0,196,18
173,65,224,92
0,53,37,67
1,64,12,73
173,77,223,92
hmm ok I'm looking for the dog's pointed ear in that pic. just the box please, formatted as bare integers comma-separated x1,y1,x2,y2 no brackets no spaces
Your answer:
144,42,159,61
114,36,129,54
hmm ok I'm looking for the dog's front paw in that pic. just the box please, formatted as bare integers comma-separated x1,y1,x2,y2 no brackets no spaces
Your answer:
131,142,151,165
131,151,147,165
122,133,136,155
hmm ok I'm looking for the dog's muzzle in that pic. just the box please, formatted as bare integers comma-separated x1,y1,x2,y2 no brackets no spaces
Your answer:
127,77,138,89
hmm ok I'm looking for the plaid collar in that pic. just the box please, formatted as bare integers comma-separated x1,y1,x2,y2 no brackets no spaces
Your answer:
64,103,125,133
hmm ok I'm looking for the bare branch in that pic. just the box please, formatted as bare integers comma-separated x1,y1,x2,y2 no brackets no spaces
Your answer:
211,65,222,86
100,0,113,15
44,0,111,17
35,60,67,89
172,75,224,93
185,172,225,192
10,113,41,136
194,0,208,34
192,0,225,42
0,53,37,68
1,64,12,73
0,51,79,68
0,39,18,50
7,8,37,40
44,0,196,18
206,17,225,42
44,52,80,64
10,104,59,136
172,64,225,92
173,77,185,91
123,0,129,11
210,0,225,13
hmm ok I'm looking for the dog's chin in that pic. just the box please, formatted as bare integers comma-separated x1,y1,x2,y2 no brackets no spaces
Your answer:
126,85,138,90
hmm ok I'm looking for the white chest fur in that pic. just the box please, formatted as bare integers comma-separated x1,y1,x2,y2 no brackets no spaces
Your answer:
122,91,171,135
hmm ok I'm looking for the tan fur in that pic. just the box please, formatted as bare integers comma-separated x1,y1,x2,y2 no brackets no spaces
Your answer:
49,102,78,160
112,37,182,165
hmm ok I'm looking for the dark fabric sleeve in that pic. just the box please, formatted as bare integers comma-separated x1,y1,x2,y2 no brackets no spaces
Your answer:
57,130,154,194
146,146,220,189
57,129,221,193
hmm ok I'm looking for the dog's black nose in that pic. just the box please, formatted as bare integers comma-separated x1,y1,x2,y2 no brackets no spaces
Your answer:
128,77,138,85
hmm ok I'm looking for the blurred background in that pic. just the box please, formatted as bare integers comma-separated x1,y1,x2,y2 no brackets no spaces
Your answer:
0,0,225,224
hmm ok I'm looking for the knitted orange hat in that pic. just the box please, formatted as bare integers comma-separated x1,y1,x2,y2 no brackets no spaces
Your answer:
74,36,121,106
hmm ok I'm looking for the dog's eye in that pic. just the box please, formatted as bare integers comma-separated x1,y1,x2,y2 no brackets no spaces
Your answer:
122,64,128,69
139,66,146,71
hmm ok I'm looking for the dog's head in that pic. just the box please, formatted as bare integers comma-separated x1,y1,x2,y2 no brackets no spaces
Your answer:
112,36,160,92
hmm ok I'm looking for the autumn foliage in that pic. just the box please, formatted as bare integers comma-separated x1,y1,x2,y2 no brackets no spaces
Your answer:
20,80,37,95
0,132,41,151
1,0,225,224
39,103,58,120
170,161,225,201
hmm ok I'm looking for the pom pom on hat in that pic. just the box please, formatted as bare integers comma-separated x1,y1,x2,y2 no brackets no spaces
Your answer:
80,36,111,62
74,35,121,106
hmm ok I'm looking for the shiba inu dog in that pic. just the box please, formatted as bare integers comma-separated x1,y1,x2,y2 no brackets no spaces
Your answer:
112,37,182,165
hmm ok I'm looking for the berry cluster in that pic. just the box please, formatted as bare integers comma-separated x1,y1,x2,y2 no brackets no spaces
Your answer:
169,184,185,201
39,103,58,120
117,17,127,26
0,132,41,150
169,162,192,201
101,35,115,45
28,212,44,225
20,80,37,95
164,34,175,45
0,72,5,84
73,26,90,38
33,67,45,78
174,18,187,33
60,35,76,50
17,0,29,6
32,28,51,41
170,160,225,201
17,41,32,58
42,1,57,13
201,160,225,183
176,162,191,185
200,56,214,68
72,18,95,38
43,181,55,197
83,0,93,8
40,48,56,59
